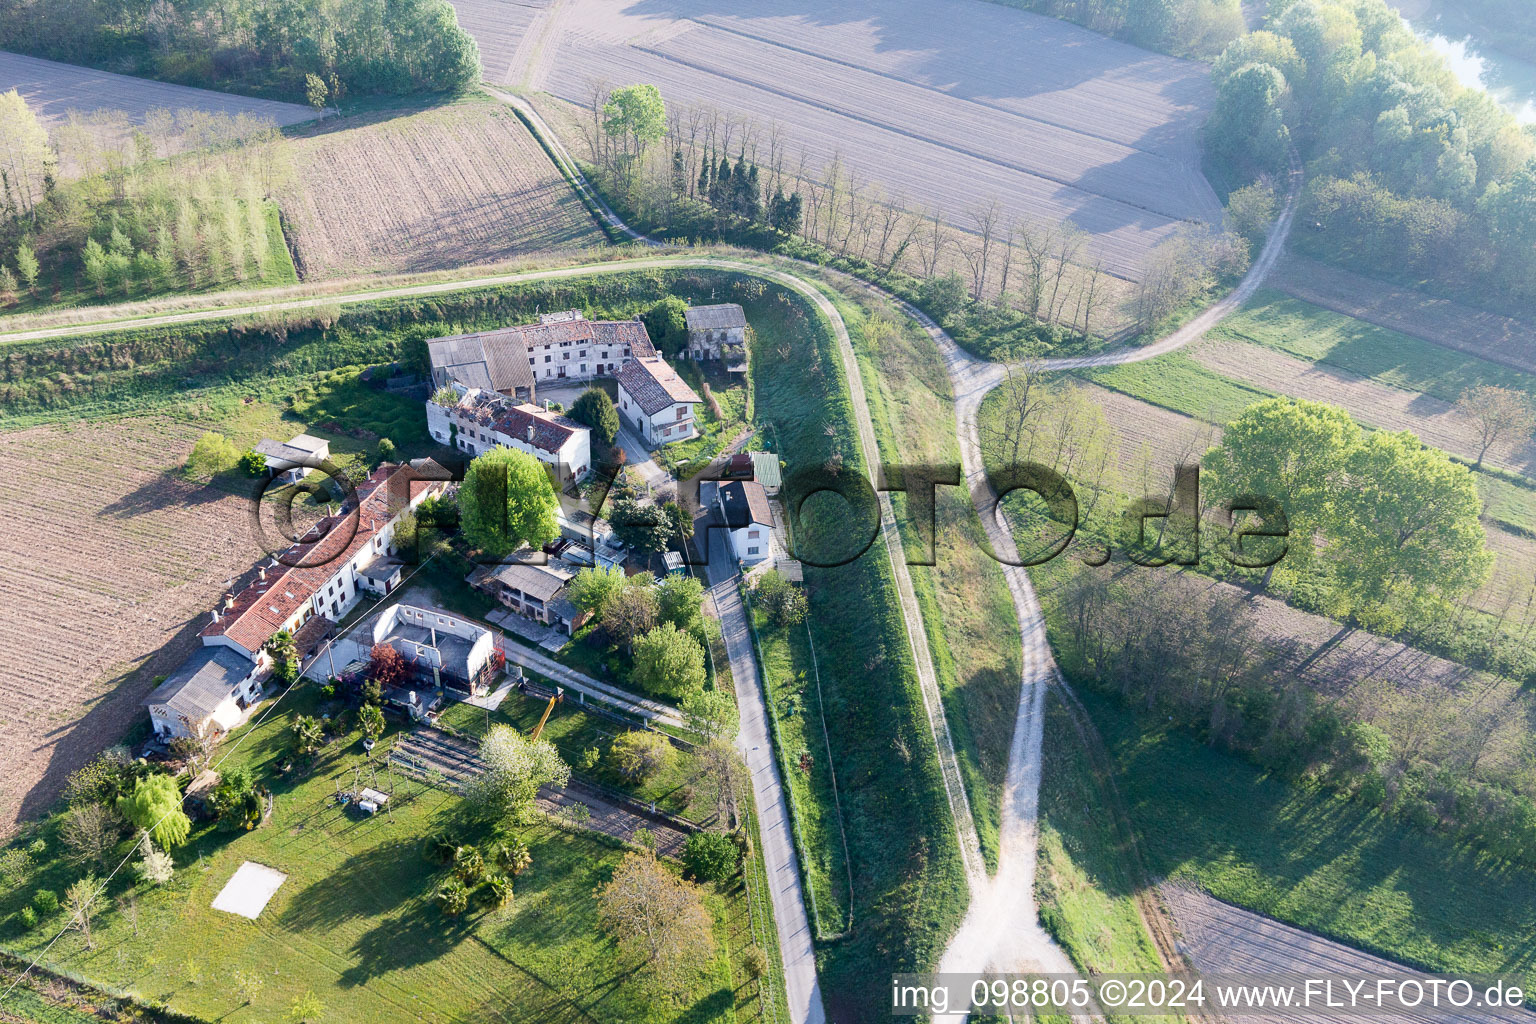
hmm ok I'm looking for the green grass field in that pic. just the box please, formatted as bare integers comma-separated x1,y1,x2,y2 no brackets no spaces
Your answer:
1078,353,1276,424
745,598,852,937
1073,687,1536,984
1209,291,1536,405
1035,692,1176,1024
0,687,765,1024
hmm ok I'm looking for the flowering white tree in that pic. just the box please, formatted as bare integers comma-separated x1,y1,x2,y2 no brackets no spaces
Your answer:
466,725,570,820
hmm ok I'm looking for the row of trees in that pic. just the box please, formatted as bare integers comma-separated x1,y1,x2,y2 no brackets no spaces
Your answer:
1,94,293,306
582,84,1239,345
1207,0,1536,309
0,0,479,103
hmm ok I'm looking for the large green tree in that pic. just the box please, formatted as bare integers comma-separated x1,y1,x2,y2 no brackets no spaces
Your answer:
467,725,570,819
567,564,630,617
458,448,560,557
631,622,707,701
603,84,667,161
608,498,674,555
1203,397,1359,582
116,775,191,851
1207,61,1291,175
1326,430,1492,630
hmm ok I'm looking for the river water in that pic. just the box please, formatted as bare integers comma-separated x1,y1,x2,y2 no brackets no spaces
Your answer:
1403,2,1536,124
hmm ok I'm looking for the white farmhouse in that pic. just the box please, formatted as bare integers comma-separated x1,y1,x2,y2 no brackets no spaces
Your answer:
616,356,703,446
145,647,265,740
427,385,591,486
715,480,774,564
426,311,657,400
199,461,450,670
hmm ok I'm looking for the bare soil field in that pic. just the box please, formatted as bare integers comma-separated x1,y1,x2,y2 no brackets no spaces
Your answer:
1191,338,1536,478
1276,256,1536,375
0,49,315,129
455,0,1222,280
1161,884,1536,1024
0,418,267,836
1077,381,1219,487
275,100,607,277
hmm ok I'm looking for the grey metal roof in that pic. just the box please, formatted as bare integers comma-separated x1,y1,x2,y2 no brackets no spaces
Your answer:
357,557,403,583
685,303,747,331
467,561,575,602
145,647,250,722
428,329,537,395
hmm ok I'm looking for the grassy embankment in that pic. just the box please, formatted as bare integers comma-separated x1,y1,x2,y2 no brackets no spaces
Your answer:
745,277,968,1023
0,687,768,1024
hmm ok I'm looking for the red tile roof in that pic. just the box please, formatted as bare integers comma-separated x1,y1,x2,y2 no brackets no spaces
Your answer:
493,403,581,455
201,463,445,656
617,357,703,416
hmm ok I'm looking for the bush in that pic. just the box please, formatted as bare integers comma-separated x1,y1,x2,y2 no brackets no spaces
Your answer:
16,906,37,931
570,387,620,445
435,877,470,917
238,448,268,476
681,830,740,883
32,889,58,915
183,432,239,480
609,730,675,783
743,944,768,979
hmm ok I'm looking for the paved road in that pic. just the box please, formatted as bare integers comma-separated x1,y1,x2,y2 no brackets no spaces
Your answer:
703,528,827,1024
615,426,673,498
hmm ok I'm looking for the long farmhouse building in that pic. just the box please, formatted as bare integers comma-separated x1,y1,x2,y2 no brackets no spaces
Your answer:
426,310,700,452
426,310,657,401
145,460,450,740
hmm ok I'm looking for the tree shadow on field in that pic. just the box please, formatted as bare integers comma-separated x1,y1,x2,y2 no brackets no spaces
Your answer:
97,469,246,518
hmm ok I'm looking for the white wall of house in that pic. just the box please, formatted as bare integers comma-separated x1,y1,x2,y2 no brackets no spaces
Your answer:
148,697,244,740
529,340,635,382
728,522,771,564
616,386,698,447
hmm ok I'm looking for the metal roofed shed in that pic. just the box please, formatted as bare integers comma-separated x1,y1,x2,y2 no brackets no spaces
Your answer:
750,452,782,492
684,303,747,331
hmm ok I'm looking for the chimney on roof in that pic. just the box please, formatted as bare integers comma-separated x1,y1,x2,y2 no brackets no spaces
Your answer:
527,422,535,443
224,594,235,610
211,609,221,624
258,566,267,582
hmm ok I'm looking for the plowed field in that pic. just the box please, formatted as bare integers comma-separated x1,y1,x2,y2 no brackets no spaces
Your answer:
276,100,606,278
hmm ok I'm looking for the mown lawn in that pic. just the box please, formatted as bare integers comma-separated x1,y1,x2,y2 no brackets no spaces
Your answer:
0,688,765,1024
1208,291,1536,404
1074,687,1536,984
